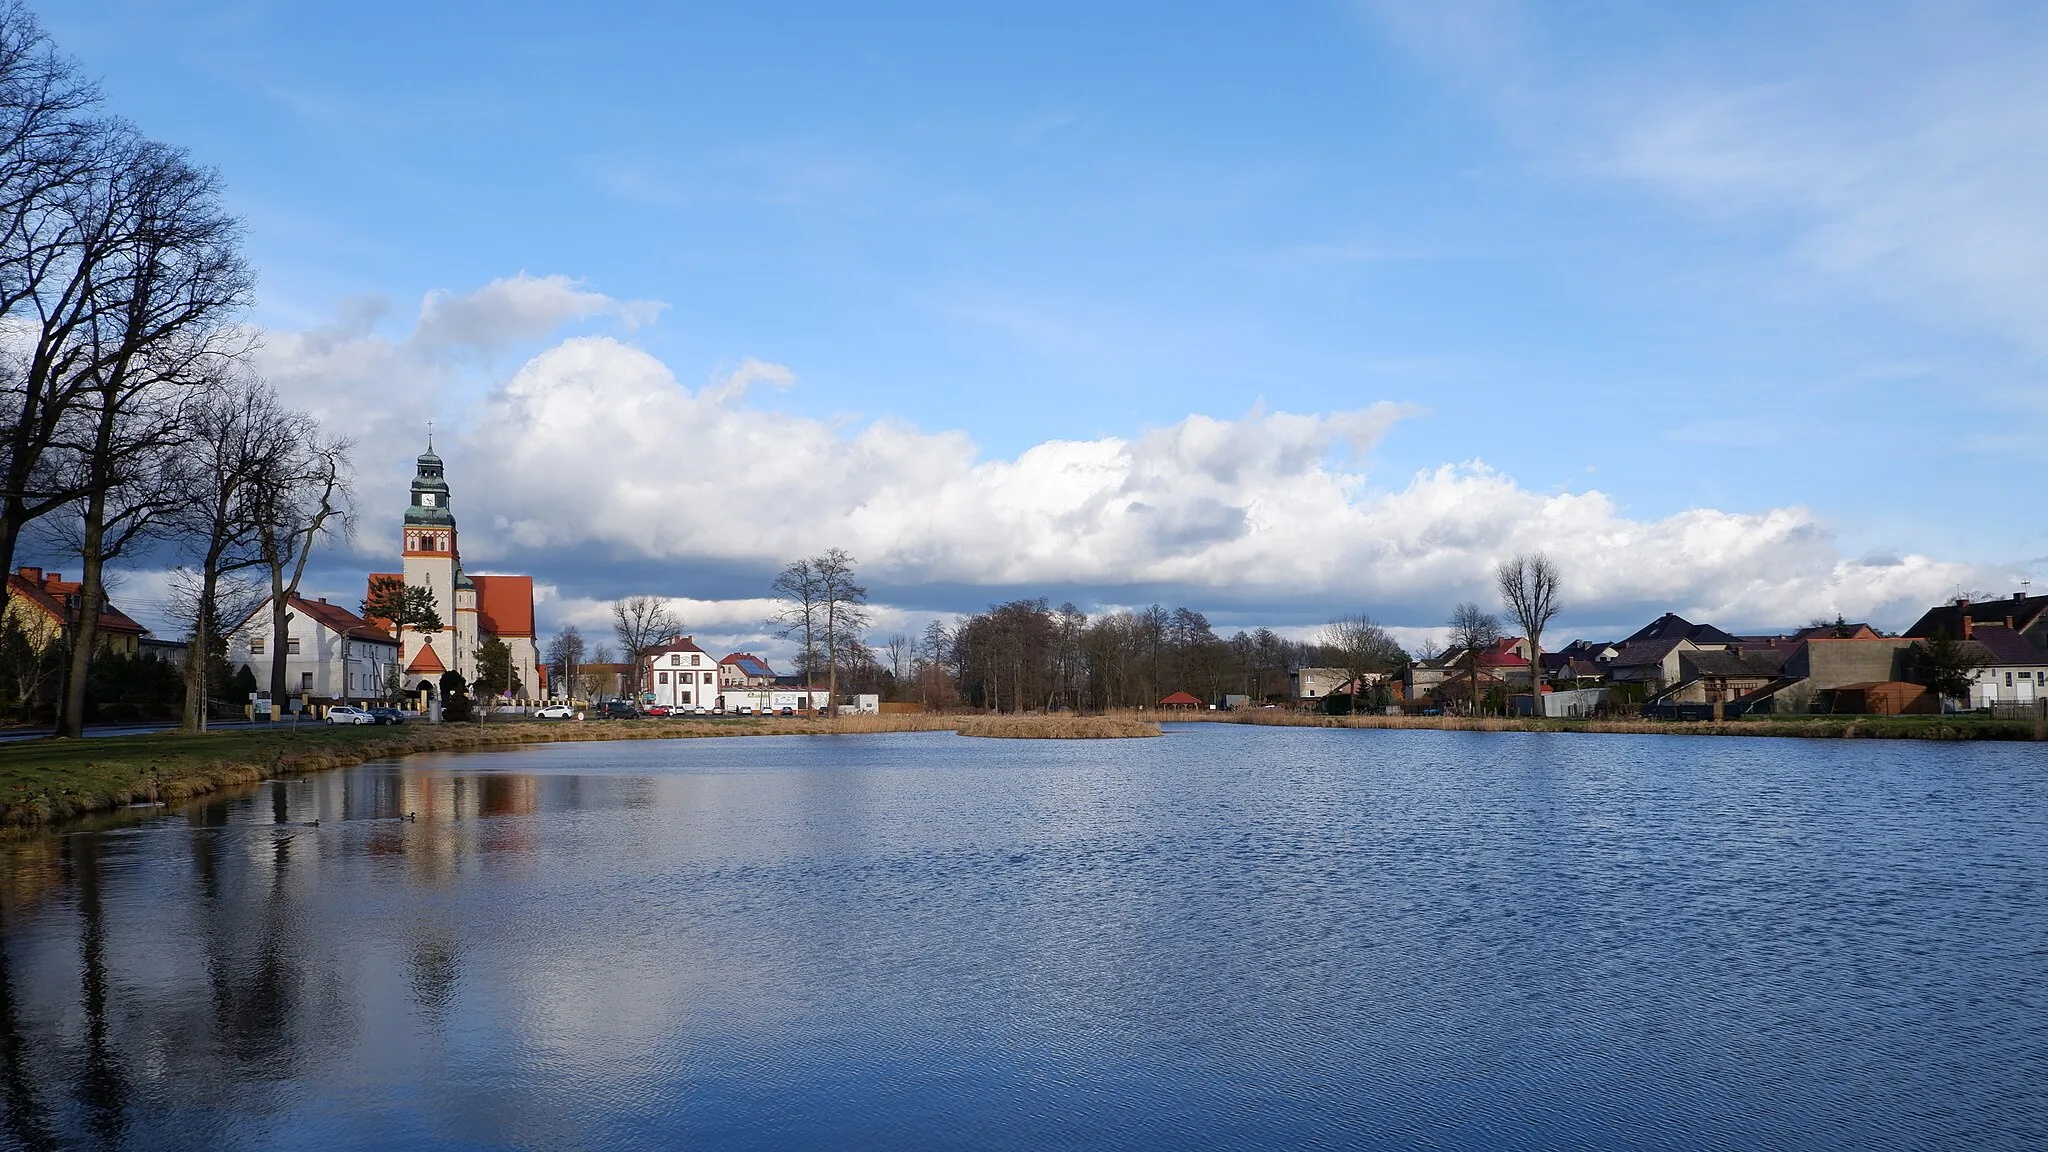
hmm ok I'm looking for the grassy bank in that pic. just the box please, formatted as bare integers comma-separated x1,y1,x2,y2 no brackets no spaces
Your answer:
1152,708,2048,741
0,713,1161,827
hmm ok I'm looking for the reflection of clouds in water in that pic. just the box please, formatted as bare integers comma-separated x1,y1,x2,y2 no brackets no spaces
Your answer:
0,734,2040,1149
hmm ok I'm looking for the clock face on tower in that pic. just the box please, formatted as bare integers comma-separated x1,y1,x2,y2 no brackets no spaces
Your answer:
421,493,437,507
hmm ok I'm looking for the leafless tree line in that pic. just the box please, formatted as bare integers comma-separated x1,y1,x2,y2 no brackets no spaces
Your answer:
0,6,352,732
930,600,1366,713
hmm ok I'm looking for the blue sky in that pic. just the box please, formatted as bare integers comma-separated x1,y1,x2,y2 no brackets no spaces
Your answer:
41,1,2048,649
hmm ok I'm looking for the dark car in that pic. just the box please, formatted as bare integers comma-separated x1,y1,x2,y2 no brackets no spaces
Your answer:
368,707,407,725
599,700,638,719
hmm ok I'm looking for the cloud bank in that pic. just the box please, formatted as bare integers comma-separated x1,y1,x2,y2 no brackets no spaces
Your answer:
251,275,1998,637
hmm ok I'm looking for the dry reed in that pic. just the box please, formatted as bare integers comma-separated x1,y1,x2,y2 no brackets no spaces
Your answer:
953,715,1161,739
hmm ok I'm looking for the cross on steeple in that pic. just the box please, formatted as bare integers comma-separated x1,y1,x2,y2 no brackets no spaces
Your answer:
427,420,434,451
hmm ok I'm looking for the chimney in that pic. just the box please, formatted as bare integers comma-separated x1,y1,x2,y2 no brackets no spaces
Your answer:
318,597,328,604
1964,617,1974,640
1959,597,1971,610
2007,616,2016,630
15,566,38,582
47,573,60,585
2017,591,2027,602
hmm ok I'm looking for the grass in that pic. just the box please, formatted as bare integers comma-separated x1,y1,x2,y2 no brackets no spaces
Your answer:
0,712,1158,827
1154,708,2048,741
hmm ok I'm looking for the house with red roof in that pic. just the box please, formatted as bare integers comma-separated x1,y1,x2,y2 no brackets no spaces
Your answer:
718,652,778,687
229,594,400,701
4,567,149,657
644,637,718,709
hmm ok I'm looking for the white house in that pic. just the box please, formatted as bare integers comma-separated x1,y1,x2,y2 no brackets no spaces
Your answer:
230,595,400,701
645,638,720,710
1965,625,2048,708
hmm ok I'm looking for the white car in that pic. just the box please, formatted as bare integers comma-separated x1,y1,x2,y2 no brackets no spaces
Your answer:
535,704,576,720
326,705,376,725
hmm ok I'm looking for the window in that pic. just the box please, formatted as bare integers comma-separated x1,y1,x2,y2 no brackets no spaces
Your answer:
681,690,692,704
287,639,301,655
670,654,681,666
690,654,700,666
702,672,713,685
657,671,669,684
300,672,312,691
2007,672,2015,687
250,637,264,654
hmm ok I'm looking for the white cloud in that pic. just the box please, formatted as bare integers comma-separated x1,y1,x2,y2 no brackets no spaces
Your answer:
414,273,663,351
248,276,2005,635
451,333,1982,627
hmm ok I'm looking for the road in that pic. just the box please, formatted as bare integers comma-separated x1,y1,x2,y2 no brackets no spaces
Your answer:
0,719,264,744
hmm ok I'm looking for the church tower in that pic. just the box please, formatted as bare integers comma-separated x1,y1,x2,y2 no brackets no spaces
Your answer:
398,443,478,684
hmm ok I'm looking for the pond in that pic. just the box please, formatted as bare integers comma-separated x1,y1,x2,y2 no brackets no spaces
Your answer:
1,725,2043,1150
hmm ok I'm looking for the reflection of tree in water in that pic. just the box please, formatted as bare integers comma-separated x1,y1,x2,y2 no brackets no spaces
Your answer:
406,932,462,1023
69,835,131,1146
0,940,60,1151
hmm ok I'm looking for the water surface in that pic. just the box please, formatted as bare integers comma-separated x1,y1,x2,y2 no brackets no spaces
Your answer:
1,725,2043,1150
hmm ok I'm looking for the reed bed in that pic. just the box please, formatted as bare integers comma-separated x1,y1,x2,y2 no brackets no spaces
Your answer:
954,715,1161,739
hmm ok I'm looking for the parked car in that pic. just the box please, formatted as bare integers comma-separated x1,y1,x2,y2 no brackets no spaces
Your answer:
535,703,576,720
326,705,376,726
368,707,407,725
644,704,672,717
598,700,638,719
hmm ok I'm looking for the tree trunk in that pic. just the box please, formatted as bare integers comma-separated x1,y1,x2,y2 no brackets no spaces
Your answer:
825,608,838,720
54,492,109,738
268,557,290,710
1527,631,1542,719
183,568,220,733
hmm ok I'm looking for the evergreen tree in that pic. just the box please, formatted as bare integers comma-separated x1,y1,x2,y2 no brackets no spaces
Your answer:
439,669,474,722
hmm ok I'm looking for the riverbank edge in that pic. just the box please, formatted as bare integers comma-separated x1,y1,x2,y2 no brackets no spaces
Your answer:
0,714,1163,827
1153,709,2048,740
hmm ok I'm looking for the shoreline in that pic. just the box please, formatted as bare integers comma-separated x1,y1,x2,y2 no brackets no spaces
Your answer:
1152,709,2048,740
6,706,2042,829
0,713,1156,827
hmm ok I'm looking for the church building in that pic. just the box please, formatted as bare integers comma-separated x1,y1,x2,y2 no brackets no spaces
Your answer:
367,445,543,700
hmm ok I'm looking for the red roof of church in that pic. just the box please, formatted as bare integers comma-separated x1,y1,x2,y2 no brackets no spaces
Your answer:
471,574,534,637
406,645,448,674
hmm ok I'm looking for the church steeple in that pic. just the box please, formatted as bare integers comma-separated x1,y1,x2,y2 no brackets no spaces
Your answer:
406,441,454,528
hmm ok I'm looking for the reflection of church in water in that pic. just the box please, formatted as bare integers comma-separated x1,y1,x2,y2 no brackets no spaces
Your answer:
366,444,543,699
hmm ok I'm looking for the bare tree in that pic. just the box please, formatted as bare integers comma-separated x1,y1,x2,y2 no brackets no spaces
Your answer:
545,624,585,700
1321,613,1406,713
1413,637,1445,663
255,428,351,707
0,5,104,622
883,632,910,687
48,133,251,735
170,376,298,731
1495,552,1562,716
1447,601,1502,715
611,594,683,697
770,556,821,684
812,549,870,717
